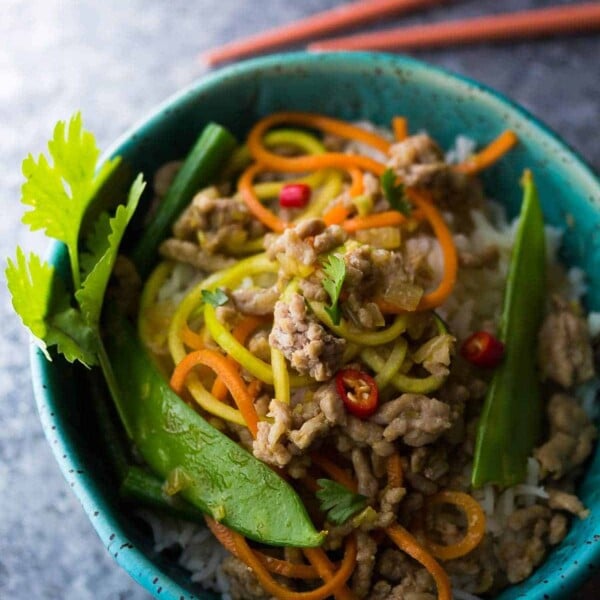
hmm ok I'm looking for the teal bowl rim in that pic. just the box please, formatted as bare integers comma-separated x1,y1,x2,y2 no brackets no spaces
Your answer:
31,51,600,600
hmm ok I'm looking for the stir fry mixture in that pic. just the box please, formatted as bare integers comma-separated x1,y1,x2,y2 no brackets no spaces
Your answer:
131,113,597,599
7,112,597,600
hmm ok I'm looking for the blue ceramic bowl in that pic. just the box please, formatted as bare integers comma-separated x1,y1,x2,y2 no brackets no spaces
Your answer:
32,52,600,599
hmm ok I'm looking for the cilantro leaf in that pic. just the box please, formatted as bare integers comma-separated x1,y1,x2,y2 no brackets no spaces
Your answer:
201,288,229,307
322,254,346,326
75,174,145,328
315,479,368,525
380,168,411,216
21,113,120,289
6,248,97,365
8,113,144,367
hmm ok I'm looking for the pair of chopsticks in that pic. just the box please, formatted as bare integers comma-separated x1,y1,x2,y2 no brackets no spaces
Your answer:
202,1,600,66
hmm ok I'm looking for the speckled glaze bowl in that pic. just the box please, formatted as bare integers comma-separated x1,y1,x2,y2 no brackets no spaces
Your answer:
32,52,600,600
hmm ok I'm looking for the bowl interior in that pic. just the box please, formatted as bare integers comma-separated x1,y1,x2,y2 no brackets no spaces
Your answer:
33,52,600,600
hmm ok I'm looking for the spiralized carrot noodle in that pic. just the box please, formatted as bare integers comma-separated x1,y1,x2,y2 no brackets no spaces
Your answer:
239,163,287,233
343,210,409,232
231,528,358,600
455,130,518,175
385,525,452,600
348,167,364,196
205,518,324,580
376,188,457,312
392,116,409,142
387,453,404,488
303,546,357,600
170,349,259,437
424,491,486,561
180,322,205,350
247,112,388,175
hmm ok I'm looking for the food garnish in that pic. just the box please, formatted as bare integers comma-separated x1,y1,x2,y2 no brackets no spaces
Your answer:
380,167,412,216
472,171,546,488
6,113,144,367
201,288,229,307
279,182,312,208
315,478,368,525
321,253,346,326
461,330,505,367
335,368,379,419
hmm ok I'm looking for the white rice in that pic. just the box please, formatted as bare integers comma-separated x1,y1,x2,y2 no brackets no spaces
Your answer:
138,510,231,598
445,135,477,164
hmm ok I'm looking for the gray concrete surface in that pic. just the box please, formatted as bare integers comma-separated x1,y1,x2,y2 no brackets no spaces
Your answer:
1,0,598,598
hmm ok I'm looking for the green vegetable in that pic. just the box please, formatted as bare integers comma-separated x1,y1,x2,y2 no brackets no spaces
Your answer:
471,171,546,488
201,288,229,307
130,123,237,277
380,168,411,216
316,478,368,525
103,311,325,547
321,253,346,326
120,466,207,523
6,113,145,366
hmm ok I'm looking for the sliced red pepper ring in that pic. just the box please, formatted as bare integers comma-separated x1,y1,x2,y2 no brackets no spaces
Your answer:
279,182,312,208
461,331,505,368
335,368,379,419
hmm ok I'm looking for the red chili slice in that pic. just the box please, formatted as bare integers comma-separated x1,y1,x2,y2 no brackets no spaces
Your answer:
335,368,379,419
279,183,311,208
461,331,505,368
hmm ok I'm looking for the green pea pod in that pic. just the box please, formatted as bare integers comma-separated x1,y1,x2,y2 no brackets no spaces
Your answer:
131,123,237,277
471,171,546,488
101,310,325,547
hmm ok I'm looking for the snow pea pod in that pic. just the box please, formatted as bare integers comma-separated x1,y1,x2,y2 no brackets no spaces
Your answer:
131,123,237,277
472,171,545,488
102,310,324,547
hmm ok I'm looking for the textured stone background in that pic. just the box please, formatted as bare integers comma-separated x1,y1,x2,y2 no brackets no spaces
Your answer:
1,0,598,598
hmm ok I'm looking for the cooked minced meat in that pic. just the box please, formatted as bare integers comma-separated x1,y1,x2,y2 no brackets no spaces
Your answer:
269,293,345,381
387,134,484,215
265,218,348,275
172,188,264,253
538,295,595,388
372,393,452,447
231,285,279,316
534,393,597,479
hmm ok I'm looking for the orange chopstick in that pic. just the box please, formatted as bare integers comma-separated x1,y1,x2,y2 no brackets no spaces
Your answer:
309,3,600,52
202,0,443,66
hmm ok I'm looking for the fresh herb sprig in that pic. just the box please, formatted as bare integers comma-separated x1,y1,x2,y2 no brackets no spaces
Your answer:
316,478,368,525
381,168,411,216
321,254,346,326
201,288,229,307
6,113,145,366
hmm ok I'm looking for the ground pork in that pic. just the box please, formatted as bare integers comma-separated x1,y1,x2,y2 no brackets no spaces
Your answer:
371,393,452,447
547,488,590,519
538,295,595,388
269,293,345,381
265,219,347,275
341,244,423,327
171,188,264,253
221,555,274,600
159,238,235,272
458,245,500,269
386,134,484,215
350,532,378,599
247,329,271,362
252,400,292,467
231,285,279,316
337,416,396,457
352,448,379,501
534,393,597,479
374,547,436,598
